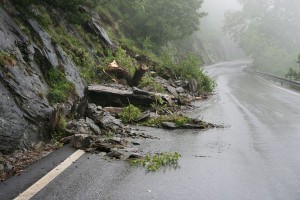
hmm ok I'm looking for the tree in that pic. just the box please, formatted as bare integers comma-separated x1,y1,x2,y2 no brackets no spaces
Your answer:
117,0,206,47
224,0,300,76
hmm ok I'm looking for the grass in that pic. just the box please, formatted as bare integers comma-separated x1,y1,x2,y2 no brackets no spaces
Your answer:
138,73,165,93
129,152,181,172
142,114,192,127
48,26,101,84
47,68,75,104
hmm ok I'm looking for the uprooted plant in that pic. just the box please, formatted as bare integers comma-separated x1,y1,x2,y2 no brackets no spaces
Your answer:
129,152,181,172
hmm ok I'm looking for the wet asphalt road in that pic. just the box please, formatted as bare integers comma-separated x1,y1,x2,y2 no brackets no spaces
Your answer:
9,61,300,200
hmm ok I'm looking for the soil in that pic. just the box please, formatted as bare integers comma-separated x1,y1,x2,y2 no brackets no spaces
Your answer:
0,145,56,182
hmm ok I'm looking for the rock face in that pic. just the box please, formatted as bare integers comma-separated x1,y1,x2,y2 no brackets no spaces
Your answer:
0,7,86,153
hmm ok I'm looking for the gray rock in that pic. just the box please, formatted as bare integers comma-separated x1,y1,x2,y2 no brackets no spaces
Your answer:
162,122,177,129
106,151,123,159
0,7,86,153
102,107,124,116
176,87,185,93
134,111,150,122
4,162,13,172
35,141,45,150
85,16,116,51
92,141,112,153
66,118,101,136
98,112,124,131
71,134,92,150
128,153,142,159
132,142,141,146
0,164,4,171
188,78,198,93
85,117,101,135
167,86,179,98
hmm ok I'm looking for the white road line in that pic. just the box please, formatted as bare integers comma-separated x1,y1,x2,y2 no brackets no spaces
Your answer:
14,150,85,200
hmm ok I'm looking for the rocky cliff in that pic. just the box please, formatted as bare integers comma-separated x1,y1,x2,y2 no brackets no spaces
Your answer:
0,4,88,153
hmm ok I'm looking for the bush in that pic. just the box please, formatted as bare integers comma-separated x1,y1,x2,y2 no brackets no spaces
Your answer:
119,104,141,123
159,53,215,93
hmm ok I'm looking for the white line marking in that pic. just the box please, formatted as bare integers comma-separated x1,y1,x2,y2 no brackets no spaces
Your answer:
14,150,85,200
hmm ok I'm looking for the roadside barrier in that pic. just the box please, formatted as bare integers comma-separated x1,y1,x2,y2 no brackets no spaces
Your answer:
244,68,300,91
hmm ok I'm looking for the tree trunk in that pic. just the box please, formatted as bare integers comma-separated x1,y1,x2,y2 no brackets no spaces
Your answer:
130,65,149,86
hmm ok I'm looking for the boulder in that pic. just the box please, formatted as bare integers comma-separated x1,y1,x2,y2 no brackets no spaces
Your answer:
70,134,92,150
65,118,101,136
88,85,173,107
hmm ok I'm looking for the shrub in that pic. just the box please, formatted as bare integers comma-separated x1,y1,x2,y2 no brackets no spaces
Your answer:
138,73,165,93
159,53,215,93
119,104,141,123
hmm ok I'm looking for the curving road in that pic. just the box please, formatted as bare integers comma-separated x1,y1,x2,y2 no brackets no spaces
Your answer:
3,61,300,200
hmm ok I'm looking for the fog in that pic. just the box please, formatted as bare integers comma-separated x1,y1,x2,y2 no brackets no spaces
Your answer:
206,0,300,76
196,0,245,62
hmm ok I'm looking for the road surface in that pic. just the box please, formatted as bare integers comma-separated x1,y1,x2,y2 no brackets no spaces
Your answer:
2,61,300,200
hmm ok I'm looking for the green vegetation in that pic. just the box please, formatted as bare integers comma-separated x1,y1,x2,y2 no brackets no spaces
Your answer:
286,68,300,81
143,114,192,127
224,0,300,76
159,53,215,93
129,152,181,172
150,96,168,115
47,68,75,104
138,73,165,93
51,115,67,147
119,104,142,123
10,0,215,94
108,0,206,48
103,130,116,139
102,47,137,76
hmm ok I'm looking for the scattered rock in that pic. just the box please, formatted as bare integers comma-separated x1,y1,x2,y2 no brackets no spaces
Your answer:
102,107,124,116
35,141,46,150
175,87,185,93
106,151,123,159
162,122,177,129
60,136,73,144
66,118,102,136
132,142,141,146
128,153,142,159
134,111,151,122
167,86,179,98
4,163,13,172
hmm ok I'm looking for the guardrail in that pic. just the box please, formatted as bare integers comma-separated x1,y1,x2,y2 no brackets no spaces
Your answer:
244,68,300,90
